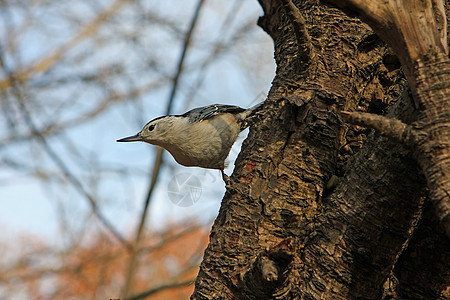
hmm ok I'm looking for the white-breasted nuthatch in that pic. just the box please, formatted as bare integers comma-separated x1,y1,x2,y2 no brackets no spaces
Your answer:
117,102,263,182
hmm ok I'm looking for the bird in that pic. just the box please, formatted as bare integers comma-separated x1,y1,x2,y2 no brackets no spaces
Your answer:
117,102,263,183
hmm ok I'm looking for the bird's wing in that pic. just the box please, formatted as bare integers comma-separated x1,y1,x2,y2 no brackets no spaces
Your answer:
182,104,245,123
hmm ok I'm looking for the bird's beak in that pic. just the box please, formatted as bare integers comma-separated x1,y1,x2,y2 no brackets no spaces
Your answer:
117,134,142,142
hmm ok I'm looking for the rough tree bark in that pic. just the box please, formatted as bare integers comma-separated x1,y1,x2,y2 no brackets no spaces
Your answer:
324,0,450,240
192,0,449,299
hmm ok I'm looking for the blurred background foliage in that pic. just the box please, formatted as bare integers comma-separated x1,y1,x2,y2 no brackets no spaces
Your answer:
0,0,275,298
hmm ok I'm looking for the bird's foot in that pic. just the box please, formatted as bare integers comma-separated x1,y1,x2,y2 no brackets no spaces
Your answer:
221,170,231,188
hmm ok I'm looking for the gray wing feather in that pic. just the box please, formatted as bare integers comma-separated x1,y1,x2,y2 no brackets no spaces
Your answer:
182,104,245,123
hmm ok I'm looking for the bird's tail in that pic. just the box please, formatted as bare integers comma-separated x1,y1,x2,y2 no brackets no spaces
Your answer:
238,101,264,129
240,101,264,119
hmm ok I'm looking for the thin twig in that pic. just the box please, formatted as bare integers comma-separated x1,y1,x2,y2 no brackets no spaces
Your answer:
121,0,206,297
125,279,195,300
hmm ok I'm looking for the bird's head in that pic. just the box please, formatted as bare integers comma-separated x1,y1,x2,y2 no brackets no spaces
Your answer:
117,116,178,145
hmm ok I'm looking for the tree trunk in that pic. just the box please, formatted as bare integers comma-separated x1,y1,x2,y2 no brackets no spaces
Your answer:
192,1,449,299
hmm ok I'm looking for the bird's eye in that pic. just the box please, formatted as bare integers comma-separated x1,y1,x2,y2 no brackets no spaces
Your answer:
148,124,155,131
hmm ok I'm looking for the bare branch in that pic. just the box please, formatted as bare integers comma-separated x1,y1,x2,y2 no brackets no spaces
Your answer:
340,111,416,146
432,0,448,54
0,0,134,90
125,279,195,300
281,0,314,69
